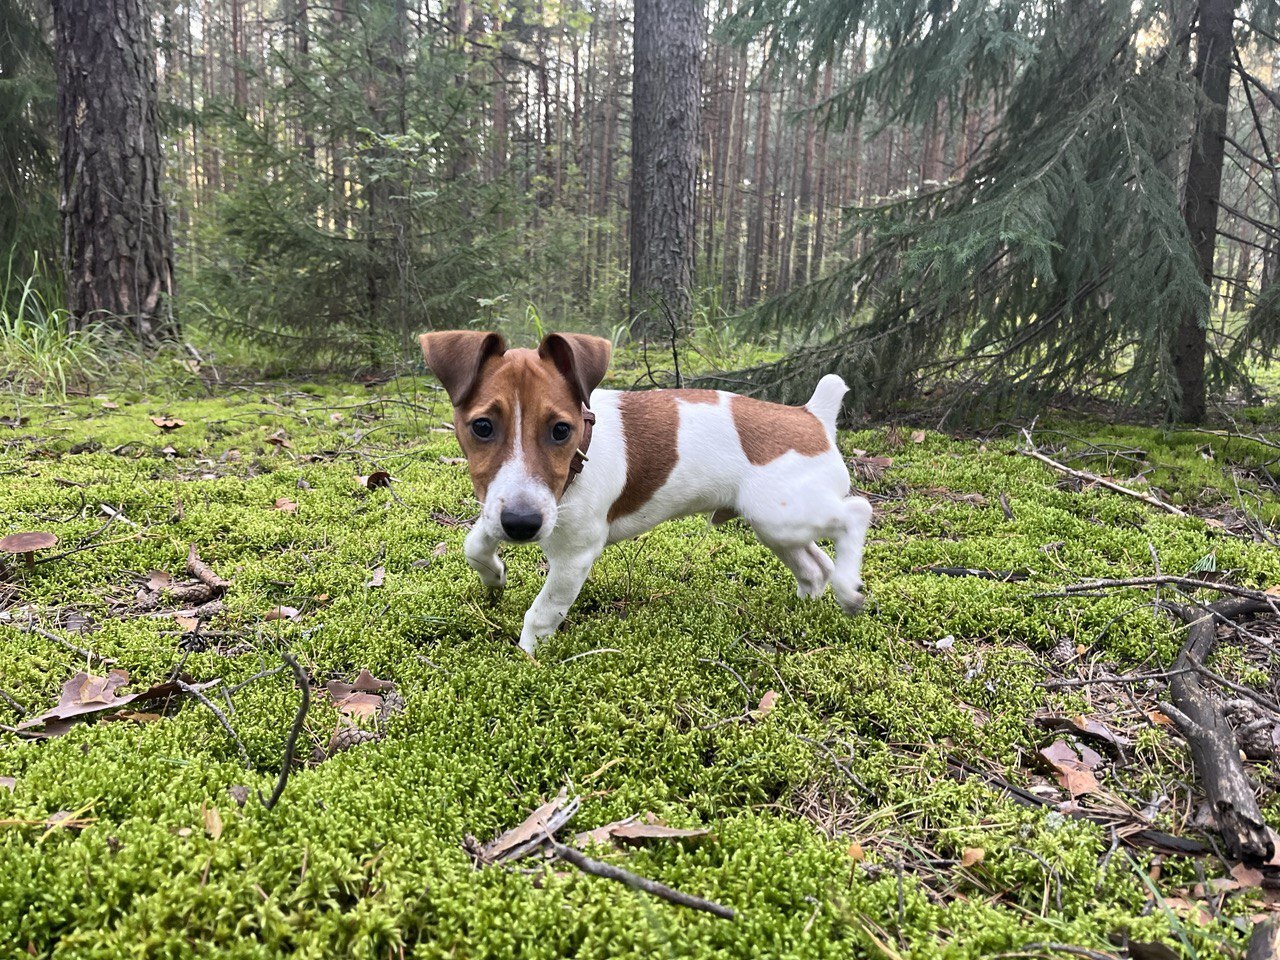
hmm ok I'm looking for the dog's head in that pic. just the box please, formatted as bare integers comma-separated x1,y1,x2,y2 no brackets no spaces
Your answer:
420,330,611,543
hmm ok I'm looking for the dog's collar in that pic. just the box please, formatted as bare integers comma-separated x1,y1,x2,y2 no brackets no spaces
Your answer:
563,404,595,494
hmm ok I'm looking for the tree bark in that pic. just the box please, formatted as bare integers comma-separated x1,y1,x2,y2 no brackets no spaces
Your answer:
1173,0,1236,423
629,0,704,339
745,58,771,305
52,0,177,342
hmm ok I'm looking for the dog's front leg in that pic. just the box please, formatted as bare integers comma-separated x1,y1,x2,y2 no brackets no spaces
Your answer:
463,523,506,590
518,542,603,656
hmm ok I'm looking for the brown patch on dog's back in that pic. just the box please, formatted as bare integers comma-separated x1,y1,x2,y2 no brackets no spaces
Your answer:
608,392,681,522
731,394,830,466
668,389,720,405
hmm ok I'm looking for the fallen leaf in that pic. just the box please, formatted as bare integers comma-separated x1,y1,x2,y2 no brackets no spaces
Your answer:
313,593,331,604
349,669,396,693
754,690,780,718
264,606,300,622
329,412,345,423
482,793,578,863
960,847,985,868
265,430,293,449
1035,713,1132,753
0,777,14,792
101,401,119,410
910,430,926,443
609,820,714,846
151,417,185,430
432,542,448,557
367,566,386,588
15,670,213,735
145,570,172,592
848,454,894,483
173,616,199,634
1232,862,1265,888
1038,739,1102,797
1147,710,1174,727
359,471,394,489
274,497,298,514
202,803,223,841
108,711,164,724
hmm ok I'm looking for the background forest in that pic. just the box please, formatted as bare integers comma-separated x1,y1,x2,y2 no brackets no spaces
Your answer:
3,0,1280,419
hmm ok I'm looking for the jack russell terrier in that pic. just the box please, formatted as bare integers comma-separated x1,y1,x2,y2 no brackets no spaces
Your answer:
421,331,872,655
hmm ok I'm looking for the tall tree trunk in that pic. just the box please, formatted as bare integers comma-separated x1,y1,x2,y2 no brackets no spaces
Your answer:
810,63,834,280
720,49,747,307
1173,0,1235,423
629,0,704,339
745,58,771,305
52,0,177,342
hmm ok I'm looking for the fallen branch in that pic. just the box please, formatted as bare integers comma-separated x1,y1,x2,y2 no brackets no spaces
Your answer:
259,652,309,811
1019,430,1188,518
176,679,251,770
18,622,116,666
187,545,230,594
1159,597,1276,865
1051,575,1279,605
945,759,1208,856
918,566,1028,582
548,839,735,920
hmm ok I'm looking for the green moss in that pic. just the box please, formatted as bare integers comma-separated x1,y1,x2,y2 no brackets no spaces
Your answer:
0,383,1274,958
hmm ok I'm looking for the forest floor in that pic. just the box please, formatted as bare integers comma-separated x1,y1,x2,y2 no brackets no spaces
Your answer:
2,372,1280,959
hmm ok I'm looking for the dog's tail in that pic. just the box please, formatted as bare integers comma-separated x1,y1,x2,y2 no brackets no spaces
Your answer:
805,374,848,440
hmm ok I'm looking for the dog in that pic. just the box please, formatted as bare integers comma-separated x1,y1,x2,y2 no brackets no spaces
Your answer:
420,330,872,655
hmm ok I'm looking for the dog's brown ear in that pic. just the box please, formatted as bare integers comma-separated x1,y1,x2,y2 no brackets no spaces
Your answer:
538,333,612,407
419,331,506,406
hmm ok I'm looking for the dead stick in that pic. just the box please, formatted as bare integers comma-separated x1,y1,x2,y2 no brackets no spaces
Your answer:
1248,917,1280,960
548,840,735,920
19,622,116,666
1052,576,1277,603
176,679,252,770
1020,434,1188,518
1161,597,1275,865
259,652,309,811
187,544,230,593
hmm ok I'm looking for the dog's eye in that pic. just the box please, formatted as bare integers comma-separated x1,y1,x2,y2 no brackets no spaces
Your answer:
551,421,572,443
471,418,494,440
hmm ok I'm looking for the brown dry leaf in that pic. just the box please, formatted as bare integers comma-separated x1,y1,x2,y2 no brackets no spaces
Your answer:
848,841,865,862
202,802,223,841
1266,585,1280,596
910,430,927,443
1147,709,1175,727
576,816,640,847
1035,713,1131,752
332,692,382,718
274,497,298,514
1038,739,1101,797
367,566,386,588
432,542,448,557
754,690,780,718
313,593,331,605
0,777,14,792
16,671,209,735
960,847,985,868
349,669,396,693
265,431,293,449
1232,862,1265,888
609,820,714,846
359,471,394,489
151,417,185,431
329,412,345,423
101,401,119,410
265,606,301,622
146,570,172,592
108,711,164,724
174,616,199,634
483,794,575,863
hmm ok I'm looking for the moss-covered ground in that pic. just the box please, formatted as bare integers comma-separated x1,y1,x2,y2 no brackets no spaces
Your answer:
2,376,1279,959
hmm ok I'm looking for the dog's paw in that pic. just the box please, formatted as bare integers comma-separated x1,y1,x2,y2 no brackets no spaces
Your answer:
469,556,506,589
517,631,540,658
837,590,866,615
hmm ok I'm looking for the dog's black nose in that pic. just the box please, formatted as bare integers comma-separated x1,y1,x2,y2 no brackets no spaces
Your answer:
500,508,543,541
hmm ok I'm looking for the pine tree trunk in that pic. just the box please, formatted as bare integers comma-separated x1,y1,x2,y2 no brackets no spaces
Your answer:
745,62,771,305
52,0,177,342
629,0,704,339
1173,0,1235,423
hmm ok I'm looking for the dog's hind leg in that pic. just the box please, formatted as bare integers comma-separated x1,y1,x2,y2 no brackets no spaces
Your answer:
759,538,831,598
829,495,873,615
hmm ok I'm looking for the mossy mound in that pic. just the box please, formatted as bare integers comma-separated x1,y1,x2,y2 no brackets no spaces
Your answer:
1,382,1276,958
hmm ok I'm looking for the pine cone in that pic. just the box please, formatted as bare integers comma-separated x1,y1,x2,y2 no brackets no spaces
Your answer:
327,725,381,757
379,691,406,722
